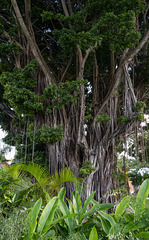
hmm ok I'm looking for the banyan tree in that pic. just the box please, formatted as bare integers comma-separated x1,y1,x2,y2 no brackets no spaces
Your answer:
0,0,149,201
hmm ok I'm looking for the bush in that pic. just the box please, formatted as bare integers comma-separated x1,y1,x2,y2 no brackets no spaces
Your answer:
0,209,29,240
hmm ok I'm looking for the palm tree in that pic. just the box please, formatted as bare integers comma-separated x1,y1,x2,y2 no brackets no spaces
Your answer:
4,162,82,203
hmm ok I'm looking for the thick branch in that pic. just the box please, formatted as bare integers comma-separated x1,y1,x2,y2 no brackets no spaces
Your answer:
121,28,149,66
0,103,15,118
2,31,24,51
61,0,69,17
60,57,72,82
123,64,137,105
11,0,54,85
93,29,149,124
67,0,73,15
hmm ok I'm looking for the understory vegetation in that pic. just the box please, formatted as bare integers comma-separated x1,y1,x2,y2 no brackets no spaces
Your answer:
0,163,149,240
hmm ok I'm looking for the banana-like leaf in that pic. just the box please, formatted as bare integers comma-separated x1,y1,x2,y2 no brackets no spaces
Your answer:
29,198,42,233
137,232,149,239
98,211,116,227
81,191,96,215
72,191,82,214
92,199,114,211
135,179,149,216
48,212,77,227
115,195,131,216
109,224,123,237
58,187,66,200
37,197,59,234
99,216,111,235
67,198,73,212
89,226,98,240
122,219,149,234
59,198,76,233
72,191,82,224
81,205,105,221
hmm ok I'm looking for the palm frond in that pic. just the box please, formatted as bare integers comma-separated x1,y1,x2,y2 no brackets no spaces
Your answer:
5,163,83,197
4,163,22,179
49,168,83,193
21,162,51,187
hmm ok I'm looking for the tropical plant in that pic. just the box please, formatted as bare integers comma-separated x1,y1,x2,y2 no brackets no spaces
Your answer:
24,187,113,239
0,163,82,215
97,179,149,239
0,208,29,240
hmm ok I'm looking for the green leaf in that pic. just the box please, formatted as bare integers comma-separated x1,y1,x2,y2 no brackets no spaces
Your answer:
37,197,59,234
98,211,116,226
58,187,66,200
67,198,74,212
135,179,149,216
81,204,108,221
72,191,82,214
29,198,42,233
92,199,114,211
122,219,148,234
137,232,149,239
72,191,82,224
109,224,123,238
49,212,76,227
115,195,131,216
99,216,111,235
43,230,55,239
59,199,76,233
89,226,98,240
81,191,96,215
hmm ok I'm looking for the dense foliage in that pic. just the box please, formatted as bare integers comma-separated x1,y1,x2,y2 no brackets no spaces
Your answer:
0,164,149,239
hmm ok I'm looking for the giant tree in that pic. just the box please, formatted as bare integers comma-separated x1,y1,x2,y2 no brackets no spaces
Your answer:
0,0,149,201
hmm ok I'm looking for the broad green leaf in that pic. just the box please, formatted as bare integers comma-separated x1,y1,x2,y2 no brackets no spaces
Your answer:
72,191,82,223
81,205,100,220
29,198,42,233
109,224,123,238
49,213,76,227
37,197,58,234
58,187,66,200
67,198,73,212
59,199,76,233
89,226,98,240
97,203,114,211
137,232,149,239
122,219,148,234
43,188,51,203
23,233,34,240
98,211,116,226
124,212,134,222
99,216,111,235
72,191,82,214
135,179,149,216
81,191,96,215
42,229,55,240
115,195,131,216
92,199,114,211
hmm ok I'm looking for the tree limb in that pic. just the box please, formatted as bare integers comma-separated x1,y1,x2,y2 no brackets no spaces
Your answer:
11,0,54,85
61,0,69,17
92,29,149,124
67,0,73,16
2,31,24,51
0,103,15,118
120,28,149,66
